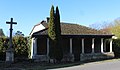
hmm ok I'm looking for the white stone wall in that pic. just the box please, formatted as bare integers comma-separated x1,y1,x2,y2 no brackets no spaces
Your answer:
30,24,45,36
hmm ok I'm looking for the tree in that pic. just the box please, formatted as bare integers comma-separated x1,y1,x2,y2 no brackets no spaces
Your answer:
48,5,56,41
0,29,5,37
54,6,63,61
48,5,56,59
48,6,63,62
92,18,120,38
110,19,120,38
55,6,61,37
89,21,112,30
15,31,24,37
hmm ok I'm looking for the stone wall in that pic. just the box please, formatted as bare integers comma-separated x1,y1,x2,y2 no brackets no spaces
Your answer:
33,52,114,62
61,53,74,62
80,52,114,61
33,55,49,62
33,54,75,62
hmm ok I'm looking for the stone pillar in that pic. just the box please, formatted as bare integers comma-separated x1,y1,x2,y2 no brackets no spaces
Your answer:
110,39,113,52
101,38,104,53
92,38,95,53
69,38,74,62
70,38,72,54
82,38,84,53
34,38,37,55
47,38,49,56
32,38,37,59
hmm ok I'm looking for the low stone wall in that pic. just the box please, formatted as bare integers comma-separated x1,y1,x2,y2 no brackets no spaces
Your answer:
33,52,114,62
33,55,49,62
33,54,75,62
61,53,74,62
80,52,115,61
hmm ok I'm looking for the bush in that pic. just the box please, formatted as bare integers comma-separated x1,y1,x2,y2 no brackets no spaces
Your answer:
0,37,8,60
0,36,31,61
113,39,120,57
13,36,28,58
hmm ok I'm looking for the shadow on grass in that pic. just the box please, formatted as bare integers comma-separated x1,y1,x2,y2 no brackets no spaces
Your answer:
43,62,83,69
44,58,115,70
0,58,117,70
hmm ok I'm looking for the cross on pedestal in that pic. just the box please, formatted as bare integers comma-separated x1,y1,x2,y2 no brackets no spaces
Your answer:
6,18,17,62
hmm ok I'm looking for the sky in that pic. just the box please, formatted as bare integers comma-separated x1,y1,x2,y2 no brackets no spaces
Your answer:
0,0,120,36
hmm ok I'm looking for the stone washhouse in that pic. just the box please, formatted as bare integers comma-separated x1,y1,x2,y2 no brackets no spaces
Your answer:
30,18,114,62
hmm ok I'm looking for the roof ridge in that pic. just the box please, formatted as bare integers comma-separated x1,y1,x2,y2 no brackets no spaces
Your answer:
31,20,112,36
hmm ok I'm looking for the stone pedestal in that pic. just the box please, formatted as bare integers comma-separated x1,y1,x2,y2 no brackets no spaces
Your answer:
6,48,14,62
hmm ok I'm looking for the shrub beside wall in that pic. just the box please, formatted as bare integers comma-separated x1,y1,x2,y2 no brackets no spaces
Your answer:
0,37,7,60
0,36,31,61
113,39,120,57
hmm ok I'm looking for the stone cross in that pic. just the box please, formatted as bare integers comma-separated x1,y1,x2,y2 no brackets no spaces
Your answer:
6,18,17,62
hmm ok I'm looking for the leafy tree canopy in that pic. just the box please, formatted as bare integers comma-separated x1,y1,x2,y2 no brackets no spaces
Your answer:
14,31,24,37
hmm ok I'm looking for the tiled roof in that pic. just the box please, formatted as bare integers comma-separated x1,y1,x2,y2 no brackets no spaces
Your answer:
60,23,110,35
32,22,111,36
